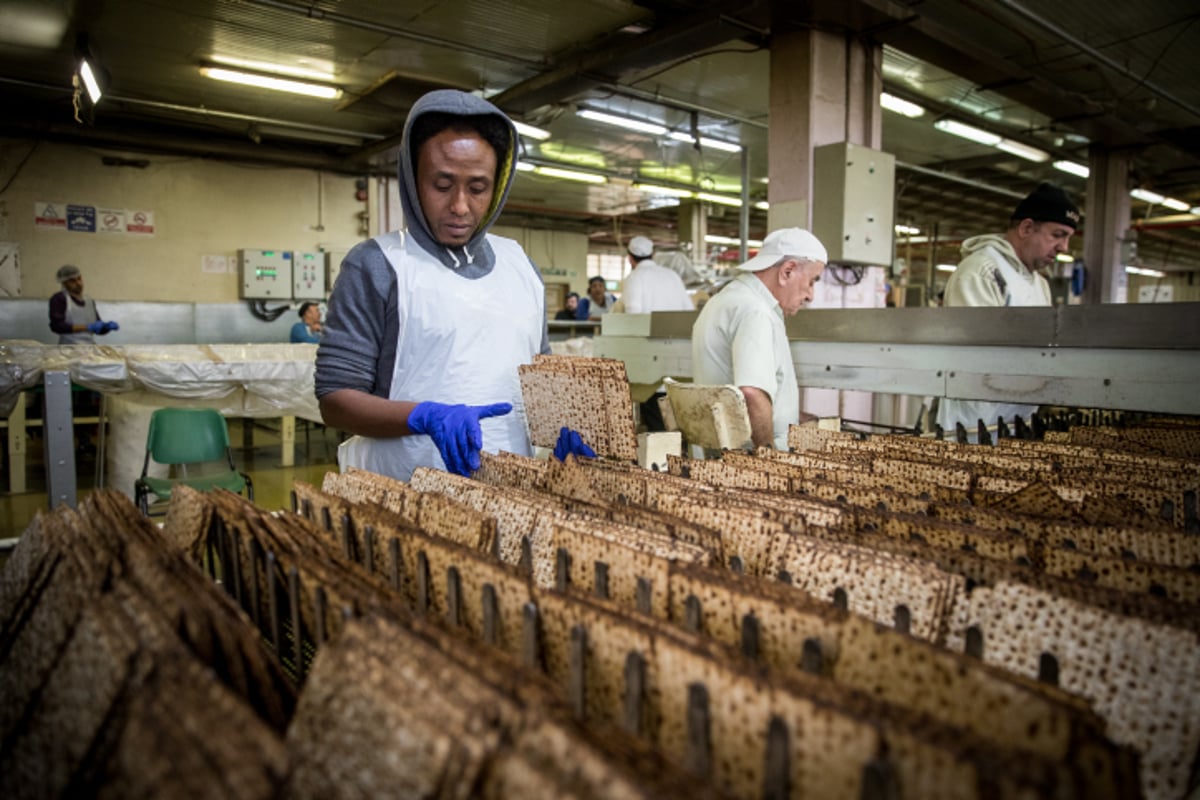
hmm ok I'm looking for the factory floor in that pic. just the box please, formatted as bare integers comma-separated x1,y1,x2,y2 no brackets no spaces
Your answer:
0,418,343,542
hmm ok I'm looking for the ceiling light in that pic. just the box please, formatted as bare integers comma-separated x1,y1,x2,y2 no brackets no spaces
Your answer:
1161,197,1190,212
895,224,920,236
1192,206,1200,216
200,66,341,99
1053,160,1090,178
578,108,667,136
78,58,102,103
666,131,742,152
996,139,1049,162
754,200,769,210
1055,253,1076,263
880,92,925,118
512,120,551,140
1130,188,1165,205
936,264,957,272
535,165,607,184
515,161,535,172
696,192,742,207
633,183,695,198
1126,266,1165,277
933,119,1001,146
210,55,335,82
706,235,763,247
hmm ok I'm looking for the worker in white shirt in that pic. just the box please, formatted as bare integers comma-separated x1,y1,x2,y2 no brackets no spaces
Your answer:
619,236,694,314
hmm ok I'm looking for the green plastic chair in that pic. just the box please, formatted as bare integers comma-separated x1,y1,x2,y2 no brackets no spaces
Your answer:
134,408,253,515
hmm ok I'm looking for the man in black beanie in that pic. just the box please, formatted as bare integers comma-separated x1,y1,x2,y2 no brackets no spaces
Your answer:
937,182,1080,432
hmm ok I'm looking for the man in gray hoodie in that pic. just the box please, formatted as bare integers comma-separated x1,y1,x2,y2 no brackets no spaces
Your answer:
937,182,1080,433
315,90,552,480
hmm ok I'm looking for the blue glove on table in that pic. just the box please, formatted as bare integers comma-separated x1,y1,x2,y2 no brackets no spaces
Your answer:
103,320,120,332
407,401,513,476
553,427,596,462
86,320,106,334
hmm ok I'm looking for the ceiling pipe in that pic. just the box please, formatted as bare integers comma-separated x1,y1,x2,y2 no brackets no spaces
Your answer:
895,161,1025,199
237,0,545,70
992,0,1200,121
1132,218,1200,231
0,76,385,141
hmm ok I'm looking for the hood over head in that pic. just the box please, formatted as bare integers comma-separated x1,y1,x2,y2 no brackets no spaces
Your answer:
398,90,518,270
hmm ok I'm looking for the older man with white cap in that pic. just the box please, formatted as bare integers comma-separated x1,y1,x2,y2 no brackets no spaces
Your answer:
619,235,693,314
48,264,119,344
691,227,827,450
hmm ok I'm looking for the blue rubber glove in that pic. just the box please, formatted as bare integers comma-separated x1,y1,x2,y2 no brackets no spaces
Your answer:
553,427,596,462
86,320,106,334
406,401,513,476
103,320,120,332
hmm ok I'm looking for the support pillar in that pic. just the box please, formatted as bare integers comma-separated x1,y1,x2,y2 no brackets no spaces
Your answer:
678,200,707,268
1083,146,1132,304
767,26,882,229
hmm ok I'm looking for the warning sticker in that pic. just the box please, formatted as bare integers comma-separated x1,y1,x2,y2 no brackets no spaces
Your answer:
98,208,125,234
127,210,155,236
68,204,96,233
35,202,67,229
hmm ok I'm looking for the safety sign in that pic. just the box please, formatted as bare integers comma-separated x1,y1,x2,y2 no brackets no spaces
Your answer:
67,204,96,233
98,208,125,234
34,202,67,229
127,210,155,235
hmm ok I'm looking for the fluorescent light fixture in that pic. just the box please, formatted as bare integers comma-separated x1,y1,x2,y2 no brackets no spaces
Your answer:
1161,197,1190,212
535,165,606,184
578,108,667,136
210,55,335,81
754,200,769,211
696,192,742,207
633,183,695,198
933,119,1001,146
996,138,1050,162
512,120,551,140
666,131,742,152
1126,266,1165,277
880,92,925,118
515,160,535,172
1130,188,1165,205
1053,160,1090,178
895,224,921,236
79,59,102,103
936,264,957,272
1192,206,1200,216
1055,253,1076,263
201,66,341,99
706,234,763,247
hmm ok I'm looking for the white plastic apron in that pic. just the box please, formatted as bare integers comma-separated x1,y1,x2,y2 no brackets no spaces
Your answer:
937,246,1045,434
338,231,544,481
58,291,98,344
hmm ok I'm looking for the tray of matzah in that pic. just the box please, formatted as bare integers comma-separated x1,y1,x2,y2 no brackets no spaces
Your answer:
519,354,638,461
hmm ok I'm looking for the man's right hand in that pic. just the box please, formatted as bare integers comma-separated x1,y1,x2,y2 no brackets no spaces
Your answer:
406,401,513,476
86,321,106,334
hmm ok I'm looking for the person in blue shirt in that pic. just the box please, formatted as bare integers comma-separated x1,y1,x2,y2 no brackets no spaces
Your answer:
290,302,322,343
577,275,617,320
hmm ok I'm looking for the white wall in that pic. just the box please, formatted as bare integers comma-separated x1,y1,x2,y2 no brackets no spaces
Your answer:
0,141,364,303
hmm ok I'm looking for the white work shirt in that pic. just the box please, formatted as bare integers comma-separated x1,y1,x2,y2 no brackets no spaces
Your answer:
620,258,694,314
691,273,797,450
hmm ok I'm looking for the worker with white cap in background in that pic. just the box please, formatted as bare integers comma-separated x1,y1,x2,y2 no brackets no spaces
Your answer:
48,264,119,344
619,235,694,314
691,227,827,450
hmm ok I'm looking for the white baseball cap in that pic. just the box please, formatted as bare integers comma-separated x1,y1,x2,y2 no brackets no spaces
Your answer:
736,227,828,272
628,235,654,258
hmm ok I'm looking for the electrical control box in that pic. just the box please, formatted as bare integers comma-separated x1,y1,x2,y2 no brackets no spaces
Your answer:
812,142,895,267
292,251,327,299
239,249,293,299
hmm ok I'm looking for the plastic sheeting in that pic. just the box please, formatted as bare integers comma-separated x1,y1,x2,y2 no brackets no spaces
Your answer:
0,342,321,420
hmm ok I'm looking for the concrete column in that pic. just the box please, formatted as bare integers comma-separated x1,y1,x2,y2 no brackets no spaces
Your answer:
1083,145,1131,304
677,199,707,266
767,27,882,230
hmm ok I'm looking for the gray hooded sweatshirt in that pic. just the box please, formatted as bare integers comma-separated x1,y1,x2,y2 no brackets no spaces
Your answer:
316,91,549,402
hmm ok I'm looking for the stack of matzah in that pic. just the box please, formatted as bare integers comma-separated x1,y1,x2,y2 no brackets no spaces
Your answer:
519,354,639,461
